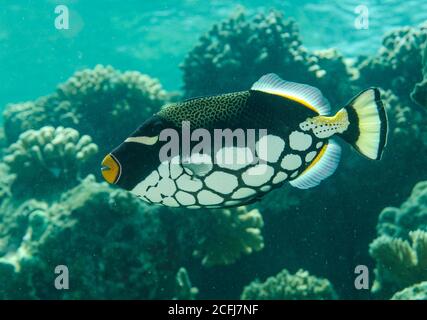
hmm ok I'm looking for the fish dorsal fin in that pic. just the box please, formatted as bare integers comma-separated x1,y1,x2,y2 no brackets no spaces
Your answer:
289,139,341,189
250,73,331,115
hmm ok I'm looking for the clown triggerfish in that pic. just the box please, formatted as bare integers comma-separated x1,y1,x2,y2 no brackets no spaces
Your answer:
101,73,388,209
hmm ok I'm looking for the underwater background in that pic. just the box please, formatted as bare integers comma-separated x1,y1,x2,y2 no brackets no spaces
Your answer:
0,0,427,300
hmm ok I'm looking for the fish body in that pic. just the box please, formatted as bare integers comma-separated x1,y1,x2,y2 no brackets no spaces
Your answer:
101,74,388,208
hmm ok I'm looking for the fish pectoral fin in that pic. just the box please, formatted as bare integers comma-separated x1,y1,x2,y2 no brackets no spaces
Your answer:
289,140,341,189
250,73,331,115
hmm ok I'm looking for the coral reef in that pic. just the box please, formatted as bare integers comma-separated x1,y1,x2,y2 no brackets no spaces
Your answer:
0,164,12,204
4,126,98,197
241,268,338,300
192,207,264,267
0,172,267,299
391,281,427,300
369,230,427,296
2,98,53,145
411,32,427,108
381,90,427,151
357,23,427,104
0,127,6,157
370,229,427,298
181,9,354,106
376,181,427,239
1,7,427,301
2,65,168,154
370,181,427,298
0,176,181,299
54,65,167,148
412,79,427,108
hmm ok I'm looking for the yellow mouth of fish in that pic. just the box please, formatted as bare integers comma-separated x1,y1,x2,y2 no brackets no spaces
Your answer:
101,154,121,184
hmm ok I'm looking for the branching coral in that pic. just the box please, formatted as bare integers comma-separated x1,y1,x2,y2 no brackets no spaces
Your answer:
391,281,427,300
369,230,427,298
358,23,427,104
241,268,338,300
192,206,264,267
4,126,98,196
371,181,427,298
181,9,354,106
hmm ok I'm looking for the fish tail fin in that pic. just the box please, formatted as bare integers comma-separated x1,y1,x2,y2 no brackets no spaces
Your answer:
339,88,388,160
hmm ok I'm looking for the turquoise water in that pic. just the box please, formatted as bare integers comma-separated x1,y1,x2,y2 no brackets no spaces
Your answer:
2,0,427,111
0,0,427,300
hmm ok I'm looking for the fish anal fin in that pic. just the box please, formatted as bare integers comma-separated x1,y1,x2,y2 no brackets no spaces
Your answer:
290,140,341,189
